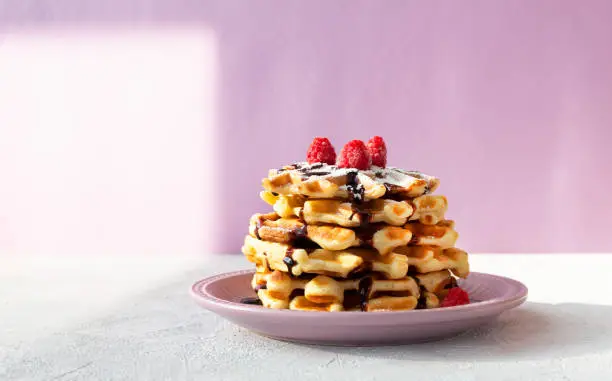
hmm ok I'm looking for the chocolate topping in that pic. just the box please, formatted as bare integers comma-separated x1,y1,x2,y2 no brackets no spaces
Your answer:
348,263,373,279
240,297,262,305
283,248,296,273
346,170,365,204
358,277,373,311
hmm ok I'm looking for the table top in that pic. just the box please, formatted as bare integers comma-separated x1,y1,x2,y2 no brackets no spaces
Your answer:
2,254,612,381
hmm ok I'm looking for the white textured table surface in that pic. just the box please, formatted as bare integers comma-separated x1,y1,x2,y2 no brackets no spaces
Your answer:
2,254,612,381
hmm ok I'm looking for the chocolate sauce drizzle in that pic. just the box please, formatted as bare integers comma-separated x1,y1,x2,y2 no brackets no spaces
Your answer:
346,170,375,230
283,248,296,273
411,277,426,309
240,297,262,305
281,162,336,178
297,208,305,222
292,225,308,241
354,224,379,247
349,204,372,230
262,252,274,272
416,294,427,309
347,262,373,279
346,171,365,204
358,277,373,311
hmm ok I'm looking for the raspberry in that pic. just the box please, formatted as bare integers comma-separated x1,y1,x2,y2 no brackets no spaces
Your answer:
306,137,336,165
441,287,470,308
337,140,372,170
366,136,387,168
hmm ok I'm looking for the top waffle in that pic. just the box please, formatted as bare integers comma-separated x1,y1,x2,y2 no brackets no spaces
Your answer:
262,162,440,201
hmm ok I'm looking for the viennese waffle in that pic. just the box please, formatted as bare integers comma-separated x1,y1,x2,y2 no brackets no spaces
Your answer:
241,137,471,312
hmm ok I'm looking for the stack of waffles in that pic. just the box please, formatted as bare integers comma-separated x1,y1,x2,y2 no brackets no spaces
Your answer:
241,137,470,312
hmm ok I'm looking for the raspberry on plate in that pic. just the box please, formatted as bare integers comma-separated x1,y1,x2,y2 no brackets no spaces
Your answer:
440,287,470,307
337,140,372,170
367,136,387,168
306,137,336,165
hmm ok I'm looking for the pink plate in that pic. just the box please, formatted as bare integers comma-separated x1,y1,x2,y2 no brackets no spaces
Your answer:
190,270,527,346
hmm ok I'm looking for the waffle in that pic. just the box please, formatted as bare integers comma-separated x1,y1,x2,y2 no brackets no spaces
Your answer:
404,220,458,249
242,235,409,279
249,212,411,253
251,269,441,311
394,245,470,278
262,162,439,201
261,192,448,227
249,212,360,251
242,235,469,279
249,212,457,253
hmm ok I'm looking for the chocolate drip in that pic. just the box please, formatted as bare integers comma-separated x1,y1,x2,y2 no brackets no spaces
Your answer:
283,248,296,273
358,277,373,312
303,244,318,254
383,182,403,197
347,262,373,279
347,169,371,227
301,171,332,177
350,203,373,229
346,170,358,185
417,294,427,309
346,170,365,204
289,289,305,299
354,225,378,246
297,208,305,222
297,162,334,178
262,252,274,272
415,277,427,309
240,297,262,305
293,225,308,241
277,163,298,173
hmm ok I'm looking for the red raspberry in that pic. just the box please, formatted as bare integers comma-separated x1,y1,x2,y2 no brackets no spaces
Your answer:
366,136,387,168
441,287,470,308
337,140,372,170
306,137,336,165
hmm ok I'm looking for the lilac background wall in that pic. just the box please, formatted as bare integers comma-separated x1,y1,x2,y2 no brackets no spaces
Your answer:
1,1,611,255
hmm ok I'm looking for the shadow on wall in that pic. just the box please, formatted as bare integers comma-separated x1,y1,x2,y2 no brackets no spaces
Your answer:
2,1,612,253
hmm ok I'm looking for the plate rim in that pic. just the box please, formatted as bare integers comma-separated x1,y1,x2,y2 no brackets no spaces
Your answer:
190,270,528,321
